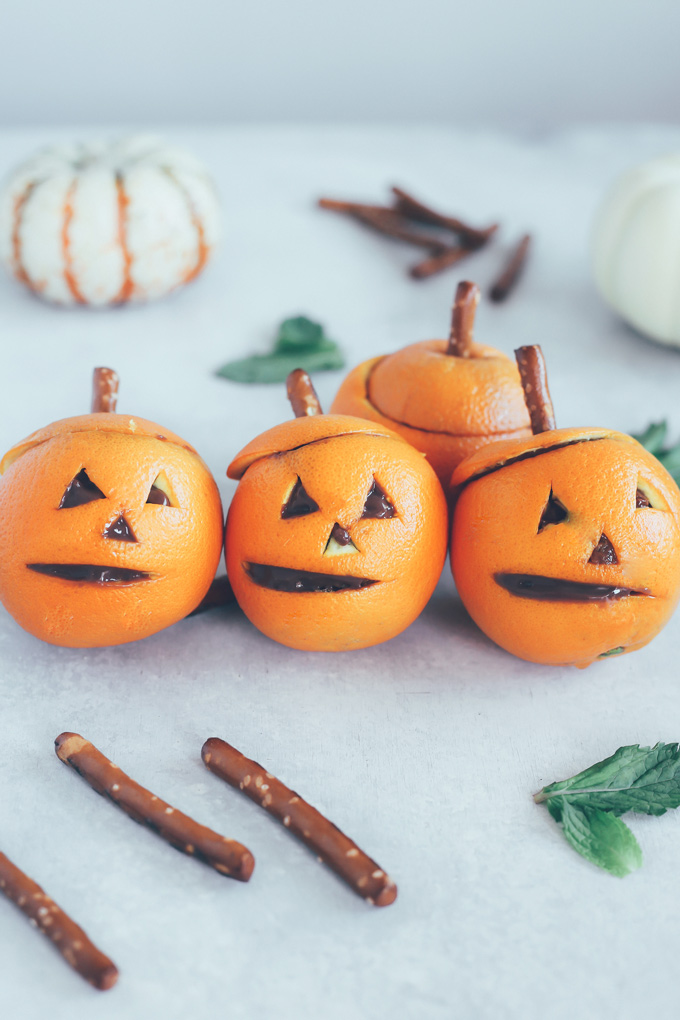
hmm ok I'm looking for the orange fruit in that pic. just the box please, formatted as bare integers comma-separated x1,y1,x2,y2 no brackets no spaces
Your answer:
225,391,448,651
331,282,531,489
0,372,223,647
450,354,680,666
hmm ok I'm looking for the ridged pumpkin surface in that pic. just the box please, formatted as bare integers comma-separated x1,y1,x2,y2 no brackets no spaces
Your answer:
0,136,220,305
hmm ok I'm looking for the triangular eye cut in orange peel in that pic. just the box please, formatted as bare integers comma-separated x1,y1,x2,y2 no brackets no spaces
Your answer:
225,370,449,652
449,346,680,667
0,368,223,648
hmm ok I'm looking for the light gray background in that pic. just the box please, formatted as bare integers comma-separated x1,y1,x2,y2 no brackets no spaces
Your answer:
1,123,680,1019
1,1,679,127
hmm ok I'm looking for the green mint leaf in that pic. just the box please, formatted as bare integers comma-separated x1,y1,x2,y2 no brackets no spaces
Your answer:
216,347,344,385
216,315,344,384
633,420,668,455
558,800,642,878
534,742,680,816
275,316,325,352
633,420,680,485
658,446,680,479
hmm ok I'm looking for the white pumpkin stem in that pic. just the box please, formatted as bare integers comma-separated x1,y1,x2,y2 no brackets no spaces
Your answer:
515,345,556,434
286,369,323,418
91,367,119,413
447,281,480,357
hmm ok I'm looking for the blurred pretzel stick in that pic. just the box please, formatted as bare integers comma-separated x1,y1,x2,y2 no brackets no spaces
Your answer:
0,850,118,990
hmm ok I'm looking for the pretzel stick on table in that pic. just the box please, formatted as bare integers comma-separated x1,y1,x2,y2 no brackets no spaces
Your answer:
0,851,118,990
409,245,472,280
391,186,499,248
189,574,236,616
201,737,397,907
318,199,448,250
55,733,254,882
489,233,532,302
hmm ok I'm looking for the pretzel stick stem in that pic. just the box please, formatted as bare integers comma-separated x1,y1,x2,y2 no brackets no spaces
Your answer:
55,733,254,882
202,737,397,908
91,367,119,413
490,233,532,303
515,345,556,434
286,369,323,418
447,281,480,357
0,851,118,990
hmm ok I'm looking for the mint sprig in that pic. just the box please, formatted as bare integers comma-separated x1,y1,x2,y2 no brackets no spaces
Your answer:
633,421,680,485
534,743,680,877
558,802,642,878
216,316,344,384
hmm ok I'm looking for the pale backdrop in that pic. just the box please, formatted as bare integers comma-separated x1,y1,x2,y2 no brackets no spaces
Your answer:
1,0,679,127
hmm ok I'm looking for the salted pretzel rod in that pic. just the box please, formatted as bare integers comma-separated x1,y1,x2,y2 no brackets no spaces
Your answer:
490,233,532,303
91,367,119,413
55,733,254,882
391,186,499,248
447,281,480,357
287,369,323,418
515,345,556,434
0,850,118,990
202,737,398,908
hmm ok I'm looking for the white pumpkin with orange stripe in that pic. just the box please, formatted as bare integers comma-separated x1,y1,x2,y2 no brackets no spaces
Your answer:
0,136,220,305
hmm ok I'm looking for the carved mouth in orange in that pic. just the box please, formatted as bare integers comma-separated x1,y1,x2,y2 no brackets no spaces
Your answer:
245,563,378,593
27,564,152,584
494,573,651,602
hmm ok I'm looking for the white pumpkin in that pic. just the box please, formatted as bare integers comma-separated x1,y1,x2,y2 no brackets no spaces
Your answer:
0,135,220,306
592,154,680,348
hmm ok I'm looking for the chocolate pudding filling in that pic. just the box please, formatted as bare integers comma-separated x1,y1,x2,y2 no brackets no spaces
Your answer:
494,573,651,602
245,563,378,594
27,564,151,584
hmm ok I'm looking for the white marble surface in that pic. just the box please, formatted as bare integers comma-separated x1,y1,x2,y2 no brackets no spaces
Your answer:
2,124,680,1020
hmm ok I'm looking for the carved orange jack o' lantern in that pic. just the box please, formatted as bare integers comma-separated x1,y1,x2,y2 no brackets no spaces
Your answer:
331,282,532,489
225,371,448,651
0,368,224,647
450,346,680,666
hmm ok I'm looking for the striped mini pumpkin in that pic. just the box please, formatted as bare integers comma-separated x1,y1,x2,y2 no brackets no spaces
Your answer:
0,136,220,305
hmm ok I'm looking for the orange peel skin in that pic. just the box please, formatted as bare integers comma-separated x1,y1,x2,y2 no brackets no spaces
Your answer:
330,342,532,490
450,428,680,667
225,415,449,652
0,414,223,648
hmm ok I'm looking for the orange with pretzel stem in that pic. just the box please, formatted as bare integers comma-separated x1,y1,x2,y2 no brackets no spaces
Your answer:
225,370,448,651
0,368,224,648
331,281,532,489
450,346,680,667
